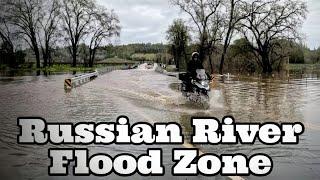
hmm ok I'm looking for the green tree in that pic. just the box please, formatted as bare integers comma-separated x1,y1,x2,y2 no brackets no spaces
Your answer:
166,19,190,71
228,38,257,73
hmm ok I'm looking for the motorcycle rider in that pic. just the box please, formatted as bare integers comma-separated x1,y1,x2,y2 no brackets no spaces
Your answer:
187,52,204,79
182,52,205,92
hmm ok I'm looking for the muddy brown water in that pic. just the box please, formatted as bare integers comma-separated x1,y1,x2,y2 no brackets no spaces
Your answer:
0,67,319,179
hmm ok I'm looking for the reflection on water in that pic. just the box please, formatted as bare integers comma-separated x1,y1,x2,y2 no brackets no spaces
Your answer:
218,77,305,122
0,66,320,179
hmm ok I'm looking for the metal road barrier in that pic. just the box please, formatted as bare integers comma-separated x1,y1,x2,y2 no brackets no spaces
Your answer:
64,71,99,90
63,65,135,91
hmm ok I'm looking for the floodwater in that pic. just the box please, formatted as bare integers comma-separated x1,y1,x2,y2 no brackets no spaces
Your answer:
0,64,320,179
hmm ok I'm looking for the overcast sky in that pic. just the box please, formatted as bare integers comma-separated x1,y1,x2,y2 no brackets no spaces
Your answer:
97,0,320,49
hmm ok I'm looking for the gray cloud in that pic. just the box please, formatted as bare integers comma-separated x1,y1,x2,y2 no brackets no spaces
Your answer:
97,0,180,44
98,0,320,48
302,0,320,49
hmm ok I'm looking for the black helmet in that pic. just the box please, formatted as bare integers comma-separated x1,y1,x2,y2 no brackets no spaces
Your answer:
192,52,199,60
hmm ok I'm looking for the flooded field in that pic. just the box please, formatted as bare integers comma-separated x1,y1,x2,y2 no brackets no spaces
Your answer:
0,65,320,179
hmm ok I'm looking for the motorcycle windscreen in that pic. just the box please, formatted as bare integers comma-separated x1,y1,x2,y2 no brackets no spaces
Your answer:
196,69,207,80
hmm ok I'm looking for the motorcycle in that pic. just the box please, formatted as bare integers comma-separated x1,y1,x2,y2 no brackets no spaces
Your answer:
179,69,210,108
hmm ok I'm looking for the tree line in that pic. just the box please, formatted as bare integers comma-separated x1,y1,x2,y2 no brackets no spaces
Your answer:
0,0,120,68
167,0,308,74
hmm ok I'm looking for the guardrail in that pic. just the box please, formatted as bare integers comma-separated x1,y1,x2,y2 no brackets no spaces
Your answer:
64,65,137,91
64,71,99,90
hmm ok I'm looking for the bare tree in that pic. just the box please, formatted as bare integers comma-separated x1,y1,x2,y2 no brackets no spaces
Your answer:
0,14,17,65
0,13,15,56
5,0,43,68
240,0,307,73
87,7,120,67
170,0,223,73
38,0,61,67
61,0,94,67
219,0,248,74
0,0,14,52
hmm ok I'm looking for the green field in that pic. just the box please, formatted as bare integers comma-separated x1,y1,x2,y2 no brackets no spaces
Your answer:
98,57,139,64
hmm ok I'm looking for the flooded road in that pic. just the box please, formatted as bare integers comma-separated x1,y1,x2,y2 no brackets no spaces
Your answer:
0,65,320,179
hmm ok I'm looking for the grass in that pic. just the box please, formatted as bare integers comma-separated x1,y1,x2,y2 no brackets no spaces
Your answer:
42,64,96,72
98,57,139,64
0,64,8,70
285,63,320,78
165,65,178,72
131,53,157,61
0,63,121,73
1,57,140,72
287,63,320,70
